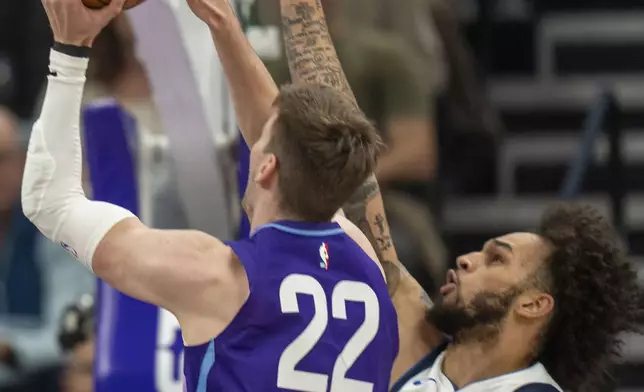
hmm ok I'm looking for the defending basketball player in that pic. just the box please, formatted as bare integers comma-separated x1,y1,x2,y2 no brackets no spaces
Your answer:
24,0,399,391
271,2,644,392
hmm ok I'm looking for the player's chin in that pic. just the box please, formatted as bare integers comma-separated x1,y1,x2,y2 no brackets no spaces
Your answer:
439,289,460,306
433,296,459,312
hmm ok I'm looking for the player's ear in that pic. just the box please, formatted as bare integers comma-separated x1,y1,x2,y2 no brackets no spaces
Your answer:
254,153,278,184
514,290,554,320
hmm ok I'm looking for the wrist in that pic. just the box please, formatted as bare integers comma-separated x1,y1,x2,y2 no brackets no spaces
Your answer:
49,48,90,80
207,5,238,33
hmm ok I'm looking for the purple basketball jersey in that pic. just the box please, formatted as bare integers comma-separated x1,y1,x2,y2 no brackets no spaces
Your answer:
183,220,399,391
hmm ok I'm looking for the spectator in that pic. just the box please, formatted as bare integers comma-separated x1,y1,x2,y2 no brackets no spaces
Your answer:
429,0,504,195
345,0,448,99
85,14,189,231
257,0,446,292
85,15,161,135
0,0,51,120
0,107,94,388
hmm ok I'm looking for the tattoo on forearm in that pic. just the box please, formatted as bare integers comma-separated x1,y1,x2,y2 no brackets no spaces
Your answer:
342,176,380,255
343,176,402,296
281,1,354,99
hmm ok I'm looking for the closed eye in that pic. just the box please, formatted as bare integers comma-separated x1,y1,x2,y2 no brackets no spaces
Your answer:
488,254,504,265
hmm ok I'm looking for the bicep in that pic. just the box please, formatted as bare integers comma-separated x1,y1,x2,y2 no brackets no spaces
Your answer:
92,218,223,315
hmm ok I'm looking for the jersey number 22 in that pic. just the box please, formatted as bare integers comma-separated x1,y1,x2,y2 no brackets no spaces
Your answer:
277,273,380,392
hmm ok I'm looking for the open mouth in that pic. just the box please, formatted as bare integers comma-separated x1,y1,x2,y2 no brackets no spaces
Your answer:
439,269,458,296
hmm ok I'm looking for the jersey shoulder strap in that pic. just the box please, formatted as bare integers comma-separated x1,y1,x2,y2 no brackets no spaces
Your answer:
225,238,264,292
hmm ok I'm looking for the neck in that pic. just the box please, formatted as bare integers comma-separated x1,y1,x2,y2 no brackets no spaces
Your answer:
442,327,535,388
248,198,304,233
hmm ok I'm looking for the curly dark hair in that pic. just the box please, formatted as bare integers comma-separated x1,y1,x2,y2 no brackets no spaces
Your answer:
536,203,644,392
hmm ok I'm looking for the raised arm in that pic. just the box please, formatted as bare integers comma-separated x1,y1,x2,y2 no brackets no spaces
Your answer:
280,0,444,381
22,0,246,345
186,0,279,146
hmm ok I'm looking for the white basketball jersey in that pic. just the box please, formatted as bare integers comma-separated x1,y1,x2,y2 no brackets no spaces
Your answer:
392,344,563,392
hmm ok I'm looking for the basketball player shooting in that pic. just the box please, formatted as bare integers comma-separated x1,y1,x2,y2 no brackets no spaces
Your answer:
268,2,644,392
24,0,399,391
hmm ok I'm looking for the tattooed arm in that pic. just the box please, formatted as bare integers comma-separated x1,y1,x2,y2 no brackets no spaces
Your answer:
342,175,444,382
280,0,354,99
280,0,445,383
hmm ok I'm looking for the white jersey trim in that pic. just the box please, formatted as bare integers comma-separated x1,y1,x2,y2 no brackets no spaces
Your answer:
392,342,563,392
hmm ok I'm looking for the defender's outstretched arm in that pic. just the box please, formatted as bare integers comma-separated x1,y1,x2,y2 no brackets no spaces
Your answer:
23,0,245,344
279,0,444,382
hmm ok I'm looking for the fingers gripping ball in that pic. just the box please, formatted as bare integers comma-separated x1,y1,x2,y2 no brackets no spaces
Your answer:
82,0,147,9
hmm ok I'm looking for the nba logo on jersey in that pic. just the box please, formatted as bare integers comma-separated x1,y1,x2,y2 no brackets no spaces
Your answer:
319,242,329,269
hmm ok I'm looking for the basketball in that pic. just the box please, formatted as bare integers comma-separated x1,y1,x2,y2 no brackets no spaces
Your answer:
82,0,147,9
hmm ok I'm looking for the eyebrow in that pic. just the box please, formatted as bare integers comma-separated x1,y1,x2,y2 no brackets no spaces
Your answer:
492,239,514,253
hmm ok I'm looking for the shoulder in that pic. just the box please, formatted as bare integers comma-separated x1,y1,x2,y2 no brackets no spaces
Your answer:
180,239,250,344
210,240,249,282
514,383,561,392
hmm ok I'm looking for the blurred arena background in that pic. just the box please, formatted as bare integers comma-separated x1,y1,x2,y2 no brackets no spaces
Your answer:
0,0,643,391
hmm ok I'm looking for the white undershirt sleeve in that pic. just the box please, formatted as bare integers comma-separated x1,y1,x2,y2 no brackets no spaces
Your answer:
21,49,135,271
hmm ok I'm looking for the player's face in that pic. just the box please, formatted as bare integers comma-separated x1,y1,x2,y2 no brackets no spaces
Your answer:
242,113,279,220
428,232,551,338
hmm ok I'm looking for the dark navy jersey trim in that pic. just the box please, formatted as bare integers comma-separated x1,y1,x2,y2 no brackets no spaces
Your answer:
514,383,560,392
390,340,449,392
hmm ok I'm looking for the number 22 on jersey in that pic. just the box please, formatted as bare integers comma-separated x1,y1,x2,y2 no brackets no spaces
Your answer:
277,274,380,392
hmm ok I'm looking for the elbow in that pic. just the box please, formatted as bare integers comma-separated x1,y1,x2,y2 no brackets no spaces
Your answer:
91,239,126,286
21,165,37,222
92,254,118,283
21,196,36,223
21,177,41,224
20,144,56,224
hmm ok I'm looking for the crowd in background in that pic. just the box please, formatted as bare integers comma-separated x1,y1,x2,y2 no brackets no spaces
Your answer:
0,0,616,391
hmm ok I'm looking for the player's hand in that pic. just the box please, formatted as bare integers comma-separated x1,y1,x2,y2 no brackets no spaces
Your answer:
185,0,233,27
42,0,126,47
